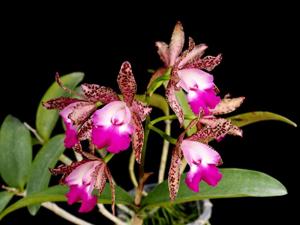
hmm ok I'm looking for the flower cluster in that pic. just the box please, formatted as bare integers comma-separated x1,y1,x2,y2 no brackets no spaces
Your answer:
44,22,244,213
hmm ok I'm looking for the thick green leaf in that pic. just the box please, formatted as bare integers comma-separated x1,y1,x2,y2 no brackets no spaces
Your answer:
0,115,32,189
0,184,134,220
36,72,84,141
27,135,65,215
142,169,287,209
228,111,297,128
0,192,14,213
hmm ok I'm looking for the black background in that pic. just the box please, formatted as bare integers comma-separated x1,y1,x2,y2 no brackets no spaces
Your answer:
0,2,299,225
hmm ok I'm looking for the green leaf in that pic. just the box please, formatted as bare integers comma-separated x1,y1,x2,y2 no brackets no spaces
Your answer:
142,169,287,209
36,72,84,141
147,74,170,97
136,94,170,116
27,135,65,215
228,111,297,128
0,184,134,220
175,90,196,135
0,115,32,189
0,192,14,213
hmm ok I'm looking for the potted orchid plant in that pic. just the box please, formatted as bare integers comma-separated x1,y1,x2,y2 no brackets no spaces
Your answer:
0,22,296,225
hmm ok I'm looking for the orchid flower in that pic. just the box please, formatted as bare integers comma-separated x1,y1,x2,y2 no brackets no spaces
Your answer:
181,140,222,192
43,74,119,148
91,62,151,162
50,158,115,213
168,101,244,200
155,21,222,125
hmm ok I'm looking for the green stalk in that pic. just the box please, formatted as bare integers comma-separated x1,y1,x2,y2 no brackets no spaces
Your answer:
148,124,177,145
104,153,114,163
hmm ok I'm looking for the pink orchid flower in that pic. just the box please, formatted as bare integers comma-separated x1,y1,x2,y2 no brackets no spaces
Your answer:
43,74,119,148
51,158,115,214
154,21,222,125
65,160,100,212
91,62,151,162
181,140,222,192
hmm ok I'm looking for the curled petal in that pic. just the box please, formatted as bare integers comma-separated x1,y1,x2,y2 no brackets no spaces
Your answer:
178,44,208,68
81,83,119,104
131,113,144,163
131,100,152,122
42,97,80,110
212,96,245,115
156,41,170,66
117,61,137,106
166,80,184,126
169,21,185,66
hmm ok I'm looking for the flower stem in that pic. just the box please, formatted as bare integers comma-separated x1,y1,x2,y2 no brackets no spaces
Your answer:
42,202,93,225
104,153,114,163
139,116,151,178
148,124,177,145
97,204,127,225
129,151,138,187
150,114,196,126
59,154,72,165
158,119,171,183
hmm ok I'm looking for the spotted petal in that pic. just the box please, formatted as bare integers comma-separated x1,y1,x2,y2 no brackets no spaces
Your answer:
131,112,144,163
81,83,119,104
166,79,184,126
168,131,185,200
42,97,80,110
185,54,223,71
156,41,170,66
190,118,243,142
169,21,185,66
212,96,245,115
131,100,152,122
178,44,208,68
117,61,137,106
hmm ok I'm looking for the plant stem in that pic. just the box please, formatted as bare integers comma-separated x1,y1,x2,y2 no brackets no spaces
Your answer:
139,116,151,178
104,153,114,163
158,119,171,183
150,114,196,126
59,154,72,165
97,204,127,225
42,202,93,225
129,151,138,187
23,122,44,144
148,124,177,145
